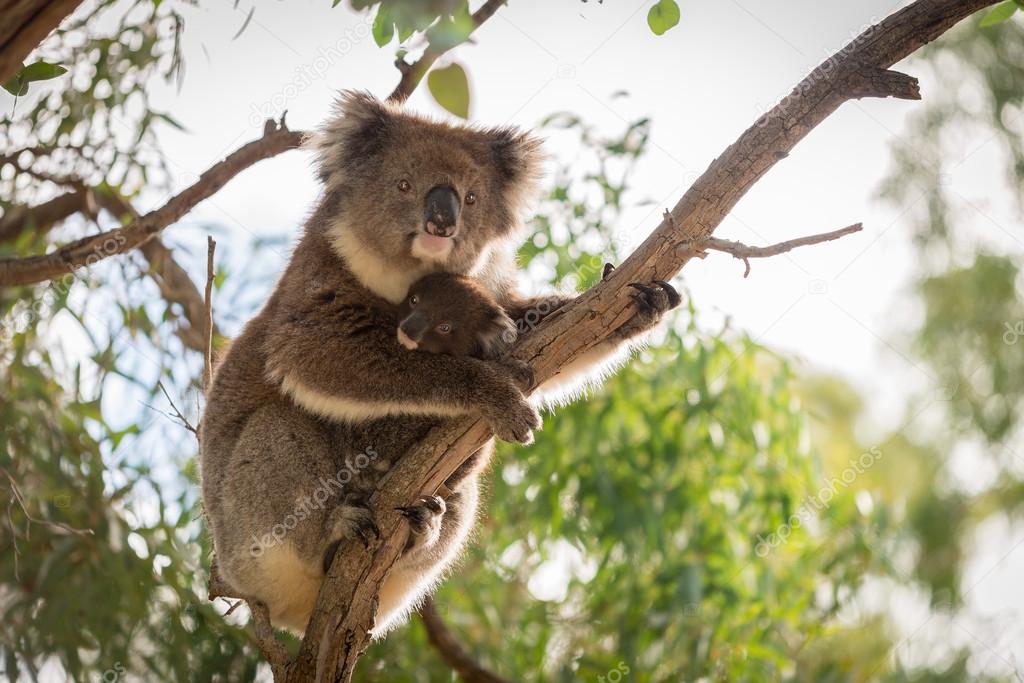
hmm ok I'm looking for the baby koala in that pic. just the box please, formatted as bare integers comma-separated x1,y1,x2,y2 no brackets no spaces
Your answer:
396,272,517,360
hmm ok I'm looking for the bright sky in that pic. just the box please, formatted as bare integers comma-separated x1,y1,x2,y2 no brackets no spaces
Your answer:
15,0,1024,677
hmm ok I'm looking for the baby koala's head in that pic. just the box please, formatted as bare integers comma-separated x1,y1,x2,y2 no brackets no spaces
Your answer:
396,273,516,359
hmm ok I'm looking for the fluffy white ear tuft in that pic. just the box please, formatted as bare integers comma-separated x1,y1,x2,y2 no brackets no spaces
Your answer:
303,90,393,184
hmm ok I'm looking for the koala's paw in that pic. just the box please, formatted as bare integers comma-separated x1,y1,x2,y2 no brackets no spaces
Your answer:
327,499,380,549
396,495,445,551
483,391,541,445
499,358,536,392
617,279,681,337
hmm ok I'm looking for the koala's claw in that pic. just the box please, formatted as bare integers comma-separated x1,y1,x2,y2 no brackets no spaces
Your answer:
395,495,446,536
652,280,682,308
501,359,536,392
628,280,681,314
487,399,541,446
329,502,380,550
602,262,616,281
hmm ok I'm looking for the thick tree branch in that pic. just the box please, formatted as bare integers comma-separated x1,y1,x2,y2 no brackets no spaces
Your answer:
0,191,89,244
387,0,506,102
0,119,303,288
419,598,512,683
0,0,84,83
283,1,997,681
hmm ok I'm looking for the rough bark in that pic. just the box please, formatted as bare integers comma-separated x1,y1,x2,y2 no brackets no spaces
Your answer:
281,1,996,681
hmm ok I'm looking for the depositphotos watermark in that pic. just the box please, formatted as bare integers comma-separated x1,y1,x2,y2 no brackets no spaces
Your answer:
249,447,379,556
247,13,378,127
597,661,631,683
1003,320,1024,345
755,446,883,557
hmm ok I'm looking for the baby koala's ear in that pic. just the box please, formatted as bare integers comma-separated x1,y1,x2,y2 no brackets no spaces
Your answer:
477,310,517,360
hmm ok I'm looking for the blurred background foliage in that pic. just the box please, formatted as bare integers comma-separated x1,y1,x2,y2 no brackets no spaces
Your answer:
0,1,1022,681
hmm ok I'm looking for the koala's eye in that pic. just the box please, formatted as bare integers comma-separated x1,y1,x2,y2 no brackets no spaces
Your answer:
437,323,452,334
409,294,419,306
398,179,412,193
465,191,477,205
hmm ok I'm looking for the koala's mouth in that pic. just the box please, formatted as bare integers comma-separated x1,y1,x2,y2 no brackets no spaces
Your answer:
410,230,455,262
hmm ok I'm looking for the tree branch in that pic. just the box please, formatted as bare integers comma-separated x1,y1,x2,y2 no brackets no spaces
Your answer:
0,119,303,288
283,1,997,681
387,0,506,102
203,236,216,391
0,191,90,244
696,222,864,278
0,0,84,83
418,597,512,683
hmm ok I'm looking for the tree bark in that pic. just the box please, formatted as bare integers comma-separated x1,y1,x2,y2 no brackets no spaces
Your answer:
282,1,997,681
0,0,84,83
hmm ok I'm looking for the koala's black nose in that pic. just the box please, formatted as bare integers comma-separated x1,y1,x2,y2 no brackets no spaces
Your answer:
424,185,460,237
400,311,429,342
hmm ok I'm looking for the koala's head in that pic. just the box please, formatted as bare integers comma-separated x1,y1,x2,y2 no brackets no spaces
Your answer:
307,90,544,280
395,273,516,359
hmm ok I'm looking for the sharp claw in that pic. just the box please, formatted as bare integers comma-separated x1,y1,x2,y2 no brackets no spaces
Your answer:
628,282,656,298
354,527,369,548
602,262,616,281
630,292,653,313
653,279,681,307
369,522,381,539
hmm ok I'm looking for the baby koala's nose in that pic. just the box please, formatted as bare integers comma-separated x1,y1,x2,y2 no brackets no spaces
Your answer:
398,312,428,349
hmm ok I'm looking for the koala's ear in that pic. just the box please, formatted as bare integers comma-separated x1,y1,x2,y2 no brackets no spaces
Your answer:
477,310,517,360
488,127,545,186
304,90,391,184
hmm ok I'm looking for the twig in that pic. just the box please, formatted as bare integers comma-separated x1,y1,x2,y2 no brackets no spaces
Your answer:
156,380,198,436
288,2,998,682
203,236,216,391
698,223,864,278
0,119,303,287
1,467,94,539
419,597,512,683
250,600,291,681
387,0,506,102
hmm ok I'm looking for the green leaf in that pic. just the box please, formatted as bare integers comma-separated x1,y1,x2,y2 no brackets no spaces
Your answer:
2,60,67,96
372,5,395,47
19,61,67,82
647,0,681,35
980,0,1018,26
427,62,470,119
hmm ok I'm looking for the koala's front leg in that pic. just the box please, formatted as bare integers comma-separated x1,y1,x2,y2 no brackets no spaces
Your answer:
534,265,681,401
264,308,541,444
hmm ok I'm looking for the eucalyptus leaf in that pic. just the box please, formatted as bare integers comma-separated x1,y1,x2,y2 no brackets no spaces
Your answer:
427,62,470,119
647,0,681,36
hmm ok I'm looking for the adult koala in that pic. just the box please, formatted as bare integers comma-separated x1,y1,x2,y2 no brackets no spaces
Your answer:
200,91,679,635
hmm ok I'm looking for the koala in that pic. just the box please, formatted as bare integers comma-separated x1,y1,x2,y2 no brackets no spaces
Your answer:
396,272,517,359
199,90,679,637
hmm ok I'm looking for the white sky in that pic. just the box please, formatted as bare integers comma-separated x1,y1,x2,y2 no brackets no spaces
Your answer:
10,0,1024,678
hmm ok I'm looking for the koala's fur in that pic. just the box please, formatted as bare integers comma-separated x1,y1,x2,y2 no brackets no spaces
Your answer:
199,91,679,636
395,273,516,359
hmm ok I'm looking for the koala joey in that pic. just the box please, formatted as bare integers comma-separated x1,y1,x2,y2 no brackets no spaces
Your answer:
396,272,518,360
199,90,679,637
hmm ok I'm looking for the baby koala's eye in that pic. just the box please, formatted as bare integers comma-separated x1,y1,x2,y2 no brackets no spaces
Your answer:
465,191,477,205
397,179,412,193
437,323,452,334
409,294,419,306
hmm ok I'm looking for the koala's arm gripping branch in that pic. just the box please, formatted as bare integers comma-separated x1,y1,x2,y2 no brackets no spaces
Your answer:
284,1,997,681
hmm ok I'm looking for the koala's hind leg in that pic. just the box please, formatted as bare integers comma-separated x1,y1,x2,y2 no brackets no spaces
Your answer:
212,400,355,633
372,472,482,636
